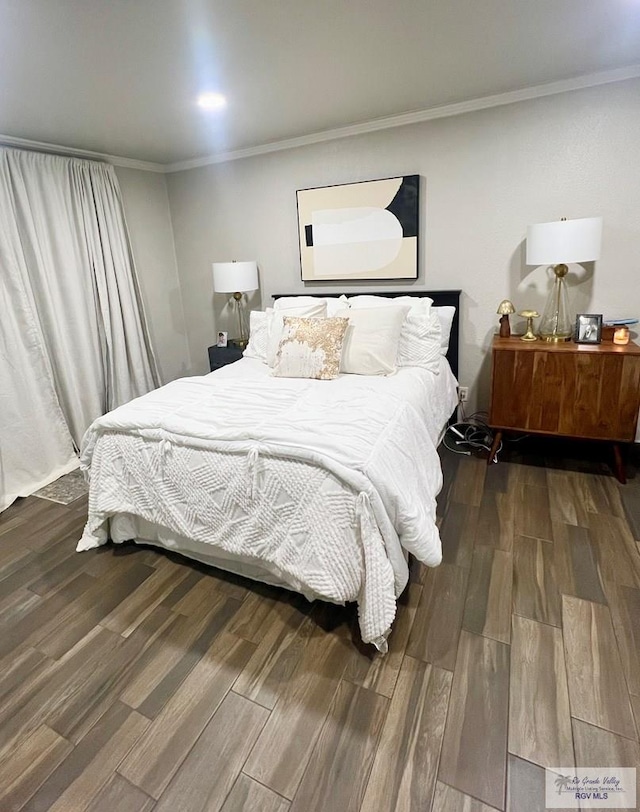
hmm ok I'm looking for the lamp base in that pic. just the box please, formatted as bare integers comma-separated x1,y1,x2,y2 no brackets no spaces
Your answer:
538,264,572,343
229,338,248,350
232,292,249,349
539,334,571,343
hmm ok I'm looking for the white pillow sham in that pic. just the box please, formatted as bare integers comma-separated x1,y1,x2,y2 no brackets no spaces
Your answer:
272,316,349,380
243,309,269,363
335,305,409,375
434,306,456,355
267,301,328,367
324,295,350,317
273,294,350,317
347,295,455,357
273,296,326,312
347,294,433,315
396,311,442,373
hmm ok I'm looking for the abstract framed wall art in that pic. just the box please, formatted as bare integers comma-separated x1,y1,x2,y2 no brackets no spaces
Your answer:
297,175,419,281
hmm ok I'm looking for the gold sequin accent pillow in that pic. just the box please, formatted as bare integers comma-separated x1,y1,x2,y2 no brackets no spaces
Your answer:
272,316,349,380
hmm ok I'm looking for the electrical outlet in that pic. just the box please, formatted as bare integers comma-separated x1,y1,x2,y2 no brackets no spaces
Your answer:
459,386,469,403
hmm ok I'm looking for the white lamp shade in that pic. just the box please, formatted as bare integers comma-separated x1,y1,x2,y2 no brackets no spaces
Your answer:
526,217,602,265
212,261,259,293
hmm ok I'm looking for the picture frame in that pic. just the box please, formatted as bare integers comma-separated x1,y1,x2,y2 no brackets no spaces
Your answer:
574,313,602,344
216,330,228,348
296,175,419,282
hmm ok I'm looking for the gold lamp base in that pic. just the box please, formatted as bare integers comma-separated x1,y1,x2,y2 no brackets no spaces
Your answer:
538,263,572,342
232,291,249,347
539,333,571,343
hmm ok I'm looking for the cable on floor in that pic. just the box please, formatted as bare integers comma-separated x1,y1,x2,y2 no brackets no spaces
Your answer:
443,409,501,462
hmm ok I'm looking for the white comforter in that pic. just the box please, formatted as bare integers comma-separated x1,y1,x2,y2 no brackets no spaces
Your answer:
78,357,458,649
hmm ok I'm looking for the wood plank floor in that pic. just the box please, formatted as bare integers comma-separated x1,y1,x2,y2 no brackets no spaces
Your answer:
1,444,640,811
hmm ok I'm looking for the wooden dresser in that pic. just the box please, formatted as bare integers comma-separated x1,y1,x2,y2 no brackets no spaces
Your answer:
488,336,640,482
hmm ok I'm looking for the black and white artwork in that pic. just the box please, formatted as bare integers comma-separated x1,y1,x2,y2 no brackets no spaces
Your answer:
297,175,419,281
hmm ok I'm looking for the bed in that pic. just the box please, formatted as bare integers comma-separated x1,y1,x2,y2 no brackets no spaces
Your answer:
77,290,461,650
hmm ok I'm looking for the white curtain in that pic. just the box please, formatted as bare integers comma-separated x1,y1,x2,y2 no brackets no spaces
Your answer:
0,208,79,510
0,147,159,512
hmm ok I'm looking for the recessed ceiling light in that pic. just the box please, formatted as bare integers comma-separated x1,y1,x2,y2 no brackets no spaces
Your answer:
197,92,227,111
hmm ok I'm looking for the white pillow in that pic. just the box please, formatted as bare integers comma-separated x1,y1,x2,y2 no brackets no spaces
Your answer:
347,294,432,315
324,295,350,317
336,305,409,375
273,294,349,317
267,301,328,367
434,306,456,355
272,316,349,380
273,296,326,312
243,310,269,362
397,311,442,373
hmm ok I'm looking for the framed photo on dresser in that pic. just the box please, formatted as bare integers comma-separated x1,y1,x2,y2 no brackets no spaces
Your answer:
575,314,602,344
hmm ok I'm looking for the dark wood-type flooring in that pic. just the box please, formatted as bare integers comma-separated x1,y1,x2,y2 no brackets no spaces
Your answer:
1,442,640,811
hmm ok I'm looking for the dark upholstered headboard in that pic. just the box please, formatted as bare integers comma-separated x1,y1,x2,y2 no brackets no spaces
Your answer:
272,290,461,380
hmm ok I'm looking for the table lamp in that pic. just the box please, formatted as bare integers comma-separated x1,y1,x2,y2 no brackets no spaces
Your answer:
526,216,602,342
212,260,259,348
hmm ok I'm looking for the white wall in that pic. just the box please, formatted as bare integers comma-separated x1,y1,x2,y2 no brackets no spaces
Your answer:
116,166,191,383
165,79,640,412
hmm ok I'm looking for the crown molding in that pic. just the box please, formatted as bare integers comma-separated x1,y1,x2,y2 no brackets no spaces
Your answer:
0,133,165,172
2,64,639,174
165,64,640,173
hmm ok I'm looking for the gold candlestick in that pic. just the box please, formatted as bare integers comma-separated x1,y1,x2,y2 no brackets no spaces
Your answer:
519,310,539,342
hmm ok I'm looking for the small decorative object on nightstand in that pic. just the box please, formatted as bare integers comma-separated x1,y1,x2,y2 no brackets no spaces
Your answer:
604,318,637,344
208,344,244,372
497,300,516,337
519,310,539,342
613,325,630,345
574,313,602,344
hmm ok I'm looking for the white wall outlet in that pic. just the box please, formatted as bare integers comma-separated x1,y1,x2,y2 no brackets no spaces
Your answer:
458,386,469,402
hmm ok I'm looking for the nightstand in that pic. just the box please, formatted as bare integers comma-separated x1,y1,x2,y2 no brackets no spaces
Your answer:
208,345,244,372
488,336,640,482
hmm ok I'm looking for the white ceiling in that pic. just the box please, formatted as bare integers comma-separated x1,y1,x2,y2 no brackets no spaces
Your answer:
2,0,640,167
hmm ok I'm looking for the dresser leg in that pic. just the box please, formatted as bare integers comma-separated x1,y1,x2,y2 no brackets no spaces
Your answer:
612,443,626,484
488,430,502,466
